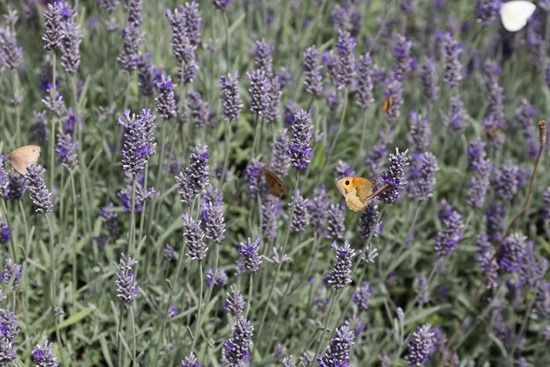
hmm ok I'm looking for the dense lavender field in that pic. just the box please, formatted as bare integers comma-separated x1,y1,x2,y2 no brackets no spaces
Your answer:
0,0,549,366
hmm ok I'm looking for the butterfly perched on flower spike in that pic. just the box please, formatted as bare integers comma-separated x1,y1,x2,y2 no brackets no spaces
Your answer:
8,145,41,175
337,176,387,212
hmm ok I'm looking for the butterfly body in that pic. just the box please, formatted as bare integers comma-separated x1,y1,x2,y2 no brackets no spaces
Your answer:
499,1,536,32
8,145,41,175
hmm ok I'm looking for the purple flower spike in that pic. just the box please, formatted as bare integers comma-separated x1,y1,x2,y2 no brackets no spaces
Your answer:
155,75,177,120
42,2,63,51
25,165,54,214
60,8,81,75
237,237,262,273
222,317,254,366
303,46,323,97
317,324,355,367
32,340,58,367
355,52,375,109
288,109,313,171
434,201,464,257
220,73,243,122
115,254,141,304
182,213,208,261
405,324,436,367
253,40,274,76
326,241,356,290
118,109,156,177
379,148,409,204
407,152,439,202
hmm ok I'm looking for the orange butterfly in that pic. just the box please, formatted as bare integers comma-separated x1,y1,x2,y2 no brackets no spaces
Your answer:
337,176,387,212
263,167,287,198
8,145,41,175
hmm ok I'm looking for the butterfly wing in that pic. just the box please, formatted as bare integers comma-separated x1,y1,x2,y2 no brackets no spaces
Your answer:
500,1,536,32
9,145,41,175
353,177,374,202
263,167,287,198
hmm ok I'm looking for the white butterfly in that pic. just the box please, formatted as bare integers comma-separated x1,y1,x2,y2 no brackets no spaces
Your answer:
499,1,537,32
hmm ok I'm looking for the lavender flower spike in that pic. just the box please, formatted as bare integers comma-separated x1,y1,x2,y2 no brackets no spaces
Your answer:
222,317,254,366
176,144,209,204
0,28,23,70
407,152,439,202
115,254,141,304
25,164,54,214
32,340,58,367
289,109,313,171
355,52,375,109
60,9,81,75
56,131,78,169
405,324,436,367
442,32,463,89
335,28,355,89
303,46,323,97
220,73,243,122
271,129,290,178
155,75,177,120
181,353,201,367
118,109,157,177
380,148,409,204
317,324,355,367
182,213,208,261
326,241,356,290
42,2,63,51
237,237,262,273
247,69,271,116
434,201,464,257
224,286,245,317
290,190,309,233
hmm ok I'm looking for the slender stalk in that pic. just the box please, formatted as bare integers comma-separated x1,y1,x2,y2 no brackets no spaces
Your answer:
190,262,204,353
256,176,300,351
69,171,79,299
49,53,57,190
327,88,348,159
221,121,233,182
251,114,260,157
313,290,338,363
129,306,137,366
117,306,125,367
223,12,230,67
129,176,137,257
45,214,63,353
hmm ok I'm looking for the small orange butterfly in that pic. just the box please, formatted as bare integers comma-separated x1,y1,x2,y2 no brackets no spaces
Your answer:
263,167,287,198
383,96,392,114
337,176,388,212
8,145,41,175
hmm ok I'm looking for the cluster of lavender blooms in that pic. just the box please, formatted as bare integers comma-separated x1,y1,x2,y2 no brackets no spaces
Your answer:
0,0,548,365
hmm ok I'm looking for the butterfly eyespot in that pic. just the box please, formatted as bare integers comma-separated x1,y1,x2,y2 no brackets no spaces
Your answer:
345,180,350,185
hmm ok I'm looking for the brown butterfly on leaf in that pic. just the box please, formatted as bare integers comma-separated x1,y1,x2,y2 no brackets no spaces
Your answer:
337,176,388,212
383,96,392,114
8,145,41,175
263,167,287,198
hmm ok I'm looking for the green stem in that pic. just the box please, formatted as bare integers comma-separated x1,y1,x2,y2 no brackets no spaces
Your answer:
223,12,230,67
221,121,233,182
190,262,204,353
69,171,79,299
49,53,57,190
117,306,125,367
327,88,348,159
129,176,137,257
129,306,137,366
251,114,260,157
45,214,63,354
313,290,338,363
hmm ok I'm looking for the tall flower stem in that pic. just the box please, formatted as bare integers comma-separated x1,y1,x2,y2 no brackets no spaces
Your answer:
129,306,137,366
45,214,63,353
252,114,260,157
12,72,21,147
190,262,204,353
117,306,125,367
49,55,57,191
223,12,230,67
221,121,233,182
129,176,137,257
327,88,348,159
69,171,79,299
18,201,30,330
256,175,300,353
313,289,338,362
71,75,92,233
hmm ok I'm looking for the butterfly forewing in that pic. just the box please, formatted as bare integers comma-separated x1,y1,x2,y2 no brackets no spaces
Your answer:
9,145,41,175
